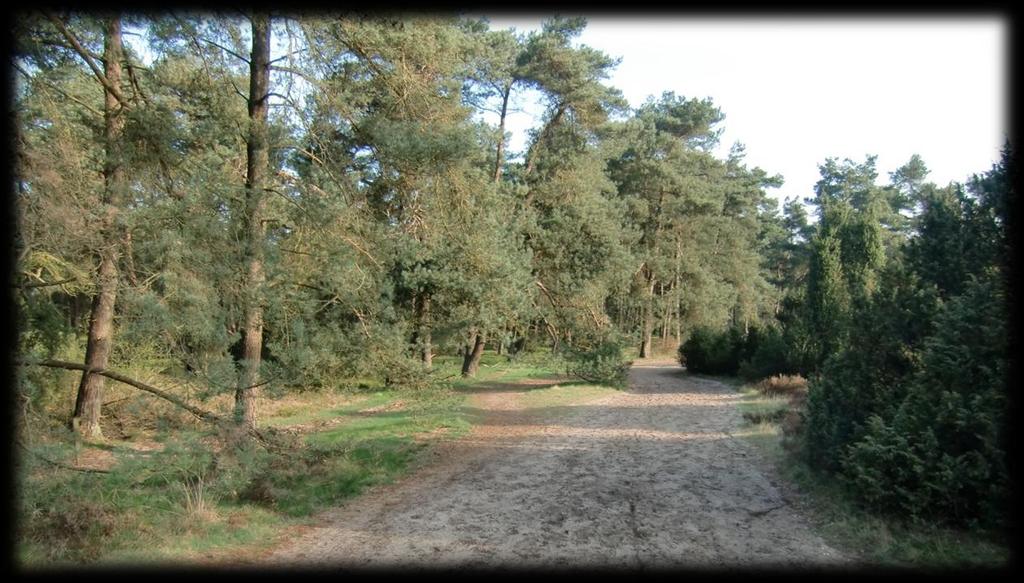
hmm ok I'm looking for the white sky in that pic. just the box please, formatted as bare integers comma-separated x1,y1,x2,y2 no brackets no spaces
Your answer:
483,16,1009,203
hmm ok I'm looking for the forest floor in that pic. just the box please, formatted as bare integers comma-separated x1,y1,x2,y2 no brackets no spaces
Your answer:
257,358,851,570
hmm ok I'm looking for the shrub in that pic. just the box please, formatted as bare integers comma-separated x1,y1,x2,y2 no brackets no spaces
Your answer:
839,277,1009,528
565,337,630,388
678,326,744,375
738,326,801,381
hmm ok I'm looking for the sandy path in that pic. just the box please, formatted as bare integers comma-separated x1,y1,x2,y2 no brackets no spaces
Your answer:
263,359,849,569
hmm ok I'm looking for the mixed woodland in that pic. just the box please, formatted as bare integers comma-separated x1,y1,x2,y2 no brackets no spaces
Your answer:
11,12,1014,563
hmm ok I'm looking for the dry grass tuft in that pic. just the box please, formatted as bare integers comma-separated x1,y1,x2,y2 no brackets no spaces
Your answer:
754,374,807,397
182,475,217,523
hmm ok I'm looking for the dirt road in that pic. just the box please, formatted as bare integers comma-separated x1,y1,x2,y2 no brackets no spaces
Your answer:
264,359,849,569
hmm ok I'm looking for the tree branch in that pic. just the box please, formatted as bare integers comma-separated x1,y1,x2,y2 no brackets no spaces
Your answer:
268,48,308,65
268,64,317,83
13,63,104,117
123,52,149,105
44,12,129,108
18,358,224,423
201,38,250,65
16,277,77,289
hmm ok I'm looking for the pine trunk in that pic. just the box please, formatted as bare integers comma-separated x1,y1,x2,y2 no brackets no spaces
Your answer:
236,13,271,430
544,321,559,352
661,288,671,344
662,299,674,350
73,17,125,440
493,83,511,183
639,274,655,358
674,305,682,347
673,247,681,347
418,294,432,367
74,249,118,439
461,330,486,377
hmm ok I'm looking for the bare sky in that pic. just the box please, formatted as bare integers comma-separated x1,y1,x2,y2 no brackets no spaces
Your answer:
484,15,1008,203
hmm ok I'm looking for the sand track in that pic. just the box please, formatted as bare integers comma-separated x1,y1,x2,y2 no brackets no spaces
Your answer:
263,359,848,569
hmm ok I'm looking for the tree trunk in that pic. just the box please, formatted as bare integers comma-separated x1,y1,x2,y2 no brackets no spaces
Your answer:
493,82,511,183
674,304,682,347
515,327,527,354
522,103,566,208
639,316,653,358
122,229,138,287
638,274,655,358
418,293,432,367
665,315,672,343
73,17,125,440
236,13,271,430
74,249,118,439
660,281,670,344
461,330,486,377
545,321,559,352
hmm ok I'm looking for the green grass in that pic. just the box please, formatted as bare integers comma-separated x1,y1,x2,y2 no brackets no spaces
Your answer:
311,386,468,437
517,382,619,409
96,504,293,566
433,352,568,390
731,379,1010,569
17,383,471,567
736,385,790,427
17,349,636,567
232,386,470,519
262,392,392,428
18,351,568,567
778,457,1010,569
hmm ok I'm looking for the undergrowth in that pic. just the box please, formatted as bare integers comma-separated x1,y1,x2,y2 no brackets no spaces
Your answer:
732,374,1010,570
15,350,568,567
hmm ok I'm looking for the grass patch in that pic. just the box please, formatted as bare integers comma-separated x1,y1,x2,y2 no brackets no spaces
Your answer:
427,350,571,391
95,504,292,566
17,383,469,567
17,349,622,567
261,392,391,428
517,382,619,410
778,458,1009,569
737,385,791,426
730,379,1010,569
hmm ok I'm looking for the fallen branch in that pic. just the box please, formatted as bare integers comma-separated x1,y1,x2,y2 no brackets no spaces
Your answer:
19,360,289,451
17,358,224,423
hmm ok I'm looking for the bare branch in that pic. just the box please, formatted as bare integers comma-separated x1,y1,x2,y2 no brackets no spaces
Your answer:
18,358,224,423
16,277,77,289
268,49,308,65
44,12,129,108
13,63,104,117
123,53,149,105
201,38,250,65
268,64,317,84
